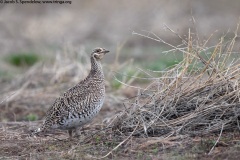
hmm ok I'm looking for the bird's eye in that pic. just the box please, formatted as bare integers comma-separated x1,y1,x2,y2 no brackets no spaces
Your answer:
93,48,102,53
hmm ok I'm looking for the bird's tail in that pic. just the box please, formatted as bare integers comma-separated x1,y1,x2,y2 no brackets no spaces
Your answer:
30,126,41,136
31,119,53,136
30,123,47,137
35,127,42,134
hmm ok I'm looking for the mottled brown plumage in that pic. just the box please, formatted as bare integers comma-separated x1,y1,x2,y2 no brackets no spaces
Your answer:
35,47,109,138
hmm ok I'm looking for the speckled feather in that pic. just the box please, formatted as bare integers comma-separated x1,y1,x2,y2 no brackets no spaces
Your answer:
36,48,109,136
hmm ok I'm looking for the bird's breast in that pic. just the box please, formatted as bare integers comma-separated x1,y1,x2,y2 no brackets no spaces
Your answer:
54,95,105,130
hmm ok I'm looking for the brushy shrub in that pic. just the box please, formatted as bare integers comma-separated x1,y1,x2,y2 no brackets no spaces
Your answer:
26,113,38,121
110,26,240,139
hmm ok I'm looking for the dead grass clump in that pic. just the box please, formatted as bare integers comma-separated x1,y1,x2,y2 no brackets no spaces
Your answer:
110,25,240,139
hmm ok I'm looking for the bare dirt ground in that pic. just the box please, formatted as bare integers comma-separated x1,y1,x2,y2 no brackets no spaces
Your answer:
0,113,240,159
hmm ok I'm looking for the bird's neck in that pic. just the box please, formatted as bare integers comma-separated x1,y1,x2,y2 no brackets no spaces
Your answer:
90,57,104,79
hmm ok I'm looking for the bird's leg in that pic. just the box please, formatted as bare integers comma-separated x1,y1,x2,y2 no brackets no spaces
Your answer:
74,128,81,138
68,129,73,138
73,127,86,138
81,127,87,136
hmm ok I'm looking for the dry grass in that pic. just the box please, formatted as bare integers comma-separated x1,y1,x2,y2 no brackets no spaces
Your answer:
106,24,240,156
1,25,240,159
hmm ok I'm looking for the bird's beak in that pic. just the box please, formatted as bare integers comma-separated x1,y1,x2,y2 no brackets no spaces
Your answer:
103,50,109,54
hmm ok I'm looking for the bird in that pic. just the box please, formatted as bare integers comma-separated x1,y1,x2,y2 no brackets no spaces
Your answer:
34,47,109,138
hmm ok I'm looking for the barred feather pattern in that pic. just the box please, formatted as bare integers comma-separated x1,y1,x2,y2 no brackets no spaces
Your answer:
35,48,108,136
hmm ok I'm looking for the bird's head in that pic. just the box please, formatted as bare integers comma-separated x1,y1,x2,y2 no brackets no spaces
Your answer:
91,47,109,60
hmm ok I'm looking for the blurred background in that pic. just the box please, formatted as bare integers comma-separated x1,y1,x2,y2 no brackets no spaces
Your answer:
0,0,239,83
0,0,240,121
0,0,239,56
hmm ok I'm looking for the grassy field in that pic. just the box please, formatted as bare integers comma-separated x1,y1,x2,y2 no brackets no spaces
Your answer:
1,1,240,159
1,26,240,159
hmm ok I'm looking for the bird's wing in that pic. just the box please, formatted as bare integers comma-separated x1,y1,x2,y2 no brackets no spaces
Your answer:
42,80,98,129
48,84,91,114
41,97,68,130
